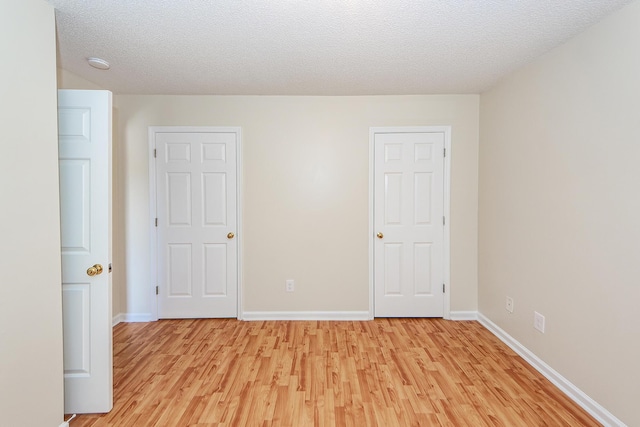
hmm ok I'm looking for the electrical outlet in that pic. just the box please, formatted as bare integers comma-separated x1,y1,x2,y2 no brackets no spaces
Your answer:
285,279,295,292
534,311,545,333
506,296,514,313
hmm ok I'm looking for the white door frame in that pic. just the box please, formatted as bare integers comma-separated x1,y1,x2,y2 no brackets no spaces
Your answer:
148,126,243,320
369,126,451,319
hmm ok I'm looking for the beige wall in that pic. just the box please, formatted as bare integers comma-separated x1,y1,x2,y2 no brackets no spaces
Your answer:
115,95,479,316
479,1,640,425
57,68,104,90
0,1,64,425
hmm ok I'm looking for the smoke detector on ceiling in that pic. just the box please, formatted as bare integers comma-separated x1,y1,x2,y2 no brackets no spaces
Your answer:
87,57,110,70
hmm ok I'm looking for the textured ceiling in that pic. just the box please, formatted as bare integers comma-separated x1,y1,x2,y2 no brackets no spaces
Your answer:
49,0,633,95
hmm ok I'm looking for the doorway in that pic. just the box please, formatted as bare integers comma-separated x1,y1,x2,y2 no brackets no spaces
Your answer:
370,126,451,318
149,127,242,319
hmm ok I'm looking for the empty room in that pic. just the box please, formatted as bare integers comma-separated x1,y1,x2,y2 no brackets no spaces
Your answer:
1,0,639,426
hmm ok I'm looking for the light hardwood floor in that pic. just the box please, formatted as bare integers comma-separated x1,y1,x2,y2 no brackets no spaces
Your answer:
69,319,600,426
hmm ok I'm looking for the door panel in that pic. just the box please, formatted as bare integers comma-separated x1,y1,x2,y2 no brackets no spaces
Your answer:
62,284,91,374
374,130,444,317
204,244,227,295
168,244,192,296
385,173,402,224
414,243,432,295
414,173,432,223
383,243,402,295
155,130,238,318
58,90,113,413
167,173,192,225
203,173,227,225
59,159,91,251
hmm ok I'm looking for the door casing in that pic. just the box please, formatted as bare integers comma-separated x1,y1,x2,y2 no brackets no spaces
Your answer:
148,126,243,320
369,126,451,319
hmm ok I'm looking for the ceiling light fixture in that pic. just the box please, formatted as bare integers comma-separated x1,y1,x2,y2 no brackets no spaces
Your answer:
87,57,110,70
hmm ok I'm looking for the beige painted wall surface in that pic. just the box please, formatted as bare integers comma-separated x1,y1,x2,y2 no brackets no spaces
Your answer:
0,1,64,426
479,1,640,424
115,95,479,316
57,68,104,90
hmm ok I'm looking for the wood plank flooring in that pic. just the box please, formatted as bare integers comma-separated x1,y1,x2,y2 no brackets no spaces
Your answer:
69,319,600,426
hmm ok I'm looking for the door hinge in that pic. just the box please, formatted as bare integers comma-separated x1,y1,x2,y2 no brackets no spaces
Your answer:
443,283,445,293
154,148,157,158
156,286,159,295
443,216,445,226
444,147,446,157
155,218,158,227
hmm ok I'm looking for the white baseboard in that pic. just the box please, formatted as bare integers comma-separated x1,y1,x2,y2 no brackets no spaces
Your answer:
112,313,124,326
478,313,626,427
449,310,478,321
112,312,154,326
241,311,372,321
242,311,478,321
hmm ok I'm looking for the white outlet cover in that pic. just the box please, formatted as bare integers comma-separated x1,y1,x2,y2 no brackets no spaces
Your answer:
285,279,295,292
534,311,545,333
506,297,514,313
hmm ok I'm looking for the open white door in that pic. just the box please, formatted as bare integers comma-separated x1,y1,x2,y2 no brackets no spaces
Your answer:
58,90,113,413
372,128,447,317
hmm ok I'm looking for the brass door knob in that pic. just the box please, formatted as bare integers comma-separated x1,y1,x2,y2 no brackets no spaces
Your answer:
87,264,104,277
376,232,384,239
227,232,235,239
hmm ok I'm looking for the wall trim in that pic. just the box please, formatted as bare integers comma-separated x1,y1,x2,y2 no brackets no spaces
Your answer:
115,311,476,323
449,311,478,321
242,311,372,321
112,313,124,326
478,313,625,427
112,313,154,326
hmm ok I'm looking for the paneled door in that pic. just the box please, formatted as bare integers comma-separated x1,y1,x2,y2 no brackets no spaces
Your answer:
153,128,239,318
58,90,113,413
373,128,446,317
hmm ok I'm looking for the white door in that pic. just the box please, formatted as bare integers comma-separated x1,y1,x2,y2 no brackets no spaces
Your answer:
153,128,239,318
373,129,445,317
58,90,113,413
